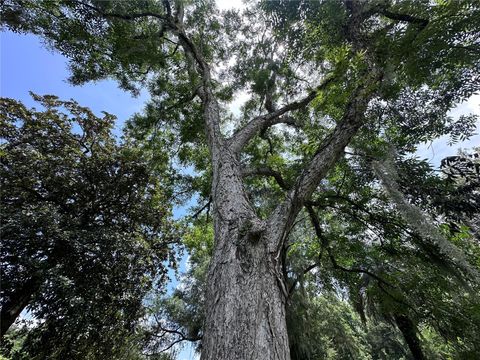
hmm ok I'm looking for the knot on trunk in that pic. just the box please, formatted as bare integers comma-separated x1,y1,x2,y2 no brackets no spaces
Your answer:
235,217,266,273
237,217,266,243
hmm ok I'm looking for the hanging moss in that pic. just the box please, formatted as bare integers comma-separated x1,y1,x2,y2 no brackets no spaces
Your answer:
372,152,479,283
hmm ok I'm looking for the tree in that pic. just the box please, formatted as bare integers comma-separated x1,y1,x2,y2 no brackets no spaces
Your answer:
2,1,479,359
158,143,480,358
0,94,178,359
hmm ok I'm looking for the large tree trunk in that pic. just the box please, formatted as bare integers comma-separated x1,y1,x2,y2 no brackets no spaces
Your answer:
200,222,290,360
176,12,370,357
200,150,290,360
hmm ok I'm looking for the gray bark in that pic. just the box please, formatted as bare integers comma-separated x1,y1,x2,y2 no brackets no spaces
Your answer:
172,15,289,357
200,146,290,360
200,215,290,359
199,91,370,358
168,4,375,358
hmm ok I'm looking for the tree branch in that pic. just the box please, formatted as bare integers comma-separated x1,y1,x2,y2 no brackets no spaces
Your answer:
75,0,223,152
378,9,429,29
241,165,289,190
151,325,201,343
144,316,202,354
228,75,335,154
191,196,212,219
288,263,317,295
171,24,224,153
305,204,396,289
266,82,375,254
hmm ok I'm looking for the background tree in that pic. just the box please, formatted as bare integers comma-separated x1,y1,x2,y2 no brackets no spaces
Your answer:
0,94,178,359
2,0,479,359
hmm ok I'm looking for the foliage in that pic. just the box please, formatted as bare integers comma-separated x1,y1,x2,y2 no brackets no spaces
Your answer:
141,221,212,355
2,0,480,358
0,94,178,359
287,290,372,360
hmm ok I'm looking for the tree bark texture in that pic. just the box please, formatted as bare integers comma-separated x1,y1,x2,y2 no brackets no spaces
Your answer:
200,221,290,360
200,149,290,360
198,86,370,359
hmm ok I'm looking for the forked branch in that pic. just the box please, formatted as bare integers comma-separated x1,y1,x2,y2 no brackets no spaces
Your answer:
228,75,335,153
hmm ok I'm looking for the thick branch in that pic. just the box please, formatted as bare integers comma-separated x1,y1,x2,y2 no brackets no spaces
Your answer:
171,26,224,154
228,75,335,153
379,9,429,29
357,1,429,30
1,273,42,338
266,83,374,253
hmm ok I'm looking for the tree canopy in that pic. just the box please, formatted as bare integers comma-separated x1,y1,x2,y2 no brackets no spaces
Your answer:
1,0,479,359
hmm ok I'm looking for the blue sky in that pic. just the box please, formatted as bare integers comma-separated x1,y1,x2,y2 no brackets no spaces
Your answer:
0,31,148,137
